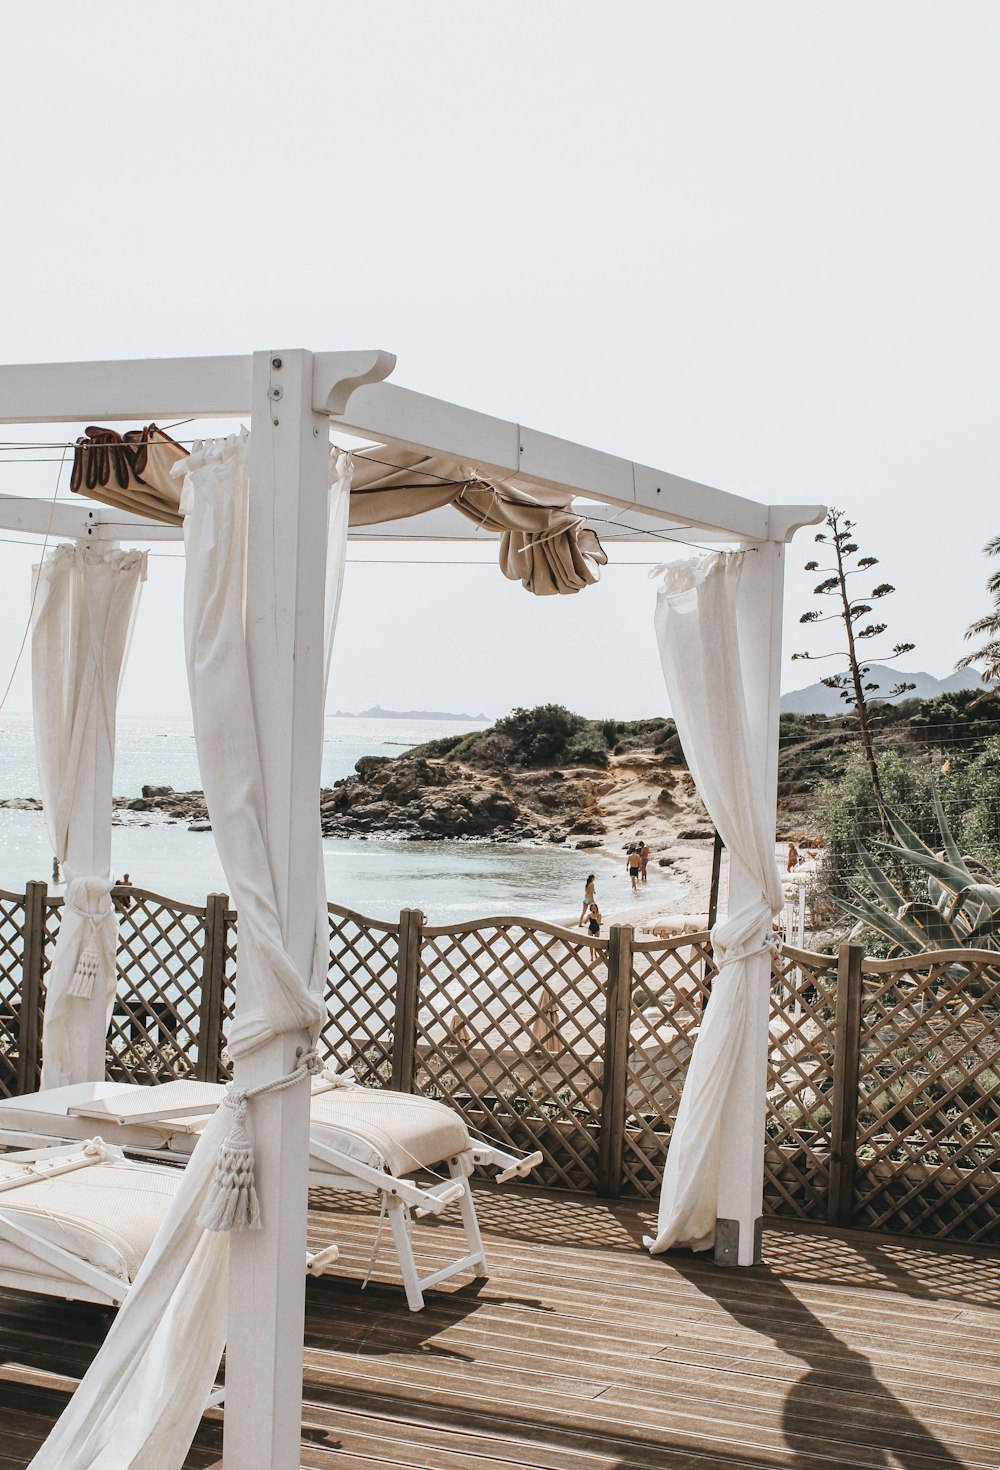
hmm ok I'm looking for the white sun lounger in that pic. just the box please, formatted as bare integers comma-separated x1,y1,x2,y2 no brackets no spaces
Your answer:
0,1140,182,1308
0,1139,340,1311
0,1138,342,1417
0,1079,541,1310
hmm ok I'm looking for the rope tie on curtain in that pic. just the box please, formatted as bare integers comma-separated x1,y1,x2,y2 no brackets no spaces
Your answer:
63,877,115,1000
713,931,783,974
197,1046,325,1233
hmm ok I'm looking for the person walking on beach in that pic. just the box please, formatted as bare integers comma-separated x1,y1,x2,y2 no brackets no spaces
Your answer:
626,845,642,891
638,839,650,883
578,874,597,927
586,899,602,936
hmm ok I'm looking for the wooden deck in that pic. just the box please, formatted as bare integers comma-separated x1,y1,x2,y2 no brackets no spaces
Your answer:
1,1184,998,1469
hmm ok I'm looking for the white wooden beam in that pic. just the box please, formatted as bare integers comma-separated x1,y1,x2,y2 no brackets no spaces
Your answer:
224,350,328,1469
0,495,94,540
0,493,821,549
332,381,521,472
329,381,811,538
0,356,253,424
0,353,823,543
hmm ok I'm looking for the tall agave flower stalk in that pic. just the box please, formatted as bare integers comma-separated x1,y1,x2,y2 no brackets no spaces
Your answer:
840,790,1000,954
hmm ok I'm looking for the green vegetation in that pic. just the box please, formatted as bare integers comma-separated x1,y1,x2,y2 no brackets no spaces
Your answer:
406,703,681,770
811,719,1000,951
836,790,1000,954
406,692,1000,958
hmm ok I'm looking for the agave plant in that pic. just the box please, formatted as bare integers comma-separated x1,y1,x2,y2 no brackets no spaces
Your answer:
838,789,1000,954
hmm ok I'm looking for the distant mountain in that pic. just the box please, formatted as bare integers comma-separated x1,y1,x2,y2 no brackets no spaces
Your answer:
781,666,985,716
333,705,489,722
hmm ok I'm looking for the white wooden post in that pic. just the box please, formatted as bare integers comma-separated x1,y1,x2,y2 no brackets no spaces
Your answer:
714,539,785,1266
223,349,329,1468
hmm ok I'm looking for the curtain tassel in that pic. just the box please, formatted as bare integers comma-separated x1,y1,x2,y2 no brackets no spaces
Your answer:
197,1090,261,1233
196,1048,324,1234
68,948,100,999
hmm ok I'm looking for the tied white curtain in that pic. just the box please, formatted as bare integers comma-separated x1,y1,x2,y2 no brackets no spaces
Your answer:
31,542,146,1089
29,435,353,1470
646,552,783,1255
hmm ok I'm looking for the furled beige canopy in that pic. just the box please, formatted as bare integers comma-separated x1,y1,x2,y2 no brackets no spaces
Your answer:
349,447,606,594
70,429,607,596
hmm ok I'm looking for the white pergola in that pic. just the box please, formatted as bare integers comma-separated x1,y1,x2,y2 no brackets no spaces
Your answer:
0,350,823,1470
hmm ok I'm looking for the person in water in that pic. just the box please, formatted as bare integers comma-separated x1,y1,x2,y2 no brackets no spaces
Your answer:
578,873,597,927
626,845,642,891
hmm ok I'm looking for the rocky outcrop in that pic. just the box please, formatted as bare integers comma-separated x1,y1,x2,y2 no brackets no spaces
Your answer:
116,786,209,826
2,747,691,850
320,756,607,842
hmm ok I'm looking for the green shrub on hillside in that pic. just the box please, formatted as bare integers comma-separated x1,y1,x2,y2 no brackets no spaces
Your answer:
564,730,611,767
406,706,690,769
493,705,588,765
907,688,1000,752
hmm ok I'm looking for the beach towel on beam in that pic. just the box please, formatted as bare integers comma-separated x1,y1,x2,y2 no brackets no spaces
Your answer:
70,424,189,526
646,552,783,1255
31,542,146,1090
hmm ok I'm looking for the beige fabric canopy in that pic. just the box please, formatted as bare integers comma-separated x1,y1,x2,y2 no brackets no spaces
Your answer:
349,447,606,594
71,430,607,595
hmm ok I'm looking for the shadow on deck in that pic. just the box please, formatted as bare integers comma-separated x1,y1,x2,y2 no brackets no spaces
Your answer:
1,1184,997,1468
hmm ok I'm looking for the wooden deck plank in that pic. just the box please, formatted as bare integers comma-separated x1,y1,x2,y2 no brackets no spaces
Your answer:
0,1184,997,1469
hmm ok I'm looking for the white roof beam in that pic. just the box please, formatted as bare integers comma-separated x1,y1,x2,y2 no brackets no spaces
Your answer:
0,355,253,424
0,495,95,540
0,354,824,543
327,380,821,540
0,350,395,426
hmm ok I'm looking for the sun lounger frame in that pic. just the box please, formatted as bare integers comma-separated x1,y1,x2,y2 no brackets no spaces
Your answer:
0,1084,543,1312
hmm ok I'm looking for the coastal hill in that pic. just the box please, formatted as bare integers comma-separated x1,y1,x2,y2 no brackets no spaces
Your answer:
781,665,982,716
333,705,489,722
321,691,1000,853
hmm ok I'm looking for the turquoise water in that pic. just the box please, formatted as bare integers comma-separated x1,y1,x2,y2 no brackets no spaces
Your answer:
0,714,630,924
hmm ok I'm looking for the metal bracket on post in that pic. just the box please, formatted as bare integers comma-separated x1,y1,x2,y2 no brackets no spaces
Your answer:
715,1216,764,1267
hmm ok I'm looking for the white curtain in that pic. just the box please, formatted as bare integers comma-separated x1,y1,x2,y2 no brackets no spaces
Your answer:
31,542,146,1090
646,552,782,1255
29,435,353,1470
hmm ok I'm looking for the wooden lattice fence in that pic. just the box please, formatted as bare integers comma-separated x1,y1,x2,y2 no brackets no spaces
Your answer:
0,880,998,1244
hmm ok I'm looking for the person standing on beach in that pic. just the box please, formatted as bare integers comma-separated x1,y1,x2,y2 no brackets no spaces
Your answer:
626,846,642,891
578,874,597,927
586,900,602,936
638,839,650,883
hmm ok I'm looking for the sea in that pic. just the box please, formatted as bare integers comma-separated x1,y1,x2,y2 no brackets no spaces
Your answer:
0,713,624,925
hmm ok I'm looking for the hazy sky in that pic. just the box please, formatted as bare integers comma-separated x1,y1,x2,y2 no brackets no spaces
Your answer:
1,2,997,721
